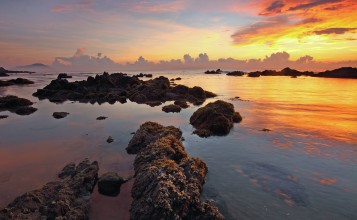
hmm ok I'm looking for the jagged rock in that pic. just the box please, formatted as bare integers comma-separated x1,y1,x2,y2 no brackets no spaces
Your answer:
0,78,34,87
97,172,127,197
190,100,242,137
226,71,245,76
106,136,114,143
128,122,224,220
0,95,37,116
33,73,216,111
162,104,181,113
58,162,76,179
57,73,72,79
126,122,182,154
96,116,107,120
174,100,189,108
52,112,69,119
0,159,99,220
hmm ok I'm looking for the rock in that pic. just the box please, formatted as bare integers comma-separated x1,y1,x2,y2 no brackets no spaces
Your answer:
227,71,245,76
57,73,72,79
128,122,224,220
58,162,76,179
162,104,181,113
96,116,107,120
126,121,182,154
174,100,189,108
175,77,182,80
314,67,357,79
0,159,99,219
261,128,271,132
33,73,216,111
0,115,8,119
97,172,127,197
248,72,261,77
190,100,242,137
0,78,34,87
15,106,37,115
52,112,69,119
0,95,37,116
205,69,222,74
106,136,114,143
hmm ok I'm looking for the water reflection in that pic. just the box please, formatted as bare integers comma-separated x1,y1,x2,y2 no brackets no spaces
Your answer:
0,72,357,219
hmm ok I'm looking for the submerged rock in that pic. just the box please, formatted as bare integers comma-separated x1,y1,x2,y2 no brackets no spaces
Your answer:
0,78,34,87
52,112,69,119
106,136,114,143
96,116,107,120
0,115,8,119
97,172,127,197
190,100,242,137
128,122,224,219
33,73,216,111
162,104,181,113
0,95,37,116
57,73,72,79
0,159,99,219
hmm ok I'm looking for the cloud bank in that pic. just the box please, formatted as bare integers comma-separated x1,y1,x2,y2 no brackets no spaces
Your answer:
51,49,357,72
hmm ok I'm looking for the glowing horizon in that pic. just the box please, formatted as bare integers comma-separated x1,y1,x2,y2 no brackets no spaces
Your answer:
0,0,356,68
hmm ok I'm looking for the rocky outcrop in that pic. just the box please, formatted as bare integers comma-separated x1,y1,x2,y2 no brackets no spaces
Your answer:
190,100,242,137
314,67,357,78
127,122,224,220
97,172,127,197
52,112,69,119
0,159,99,220
33,73,216,109
205,69,222,74
247,72,261,77
226,71,244,76
162,104,182,113
0,95,37,116
174,100,189,108
0,78,34,87
57,73,72,79
133,73,153,78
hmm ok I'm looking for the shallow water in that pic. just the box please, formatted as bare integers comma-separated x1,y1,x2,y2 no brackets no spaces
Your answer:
0,71,356,219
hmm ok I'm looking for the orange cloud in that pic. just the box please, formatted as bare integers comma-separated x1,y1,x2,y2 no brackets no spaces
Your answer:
232,0,357,46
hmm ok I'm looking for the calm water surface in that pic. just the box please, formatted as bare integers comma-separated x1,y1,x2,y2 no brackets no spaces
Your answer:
0,71,356,219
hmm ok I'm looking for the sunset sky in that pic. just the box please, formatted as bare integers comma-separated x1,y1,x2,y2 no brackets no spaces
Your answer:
0,0,357,70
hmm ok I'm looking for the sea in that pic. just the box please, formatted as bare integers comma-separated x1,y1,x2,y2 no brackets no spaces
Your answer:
0,70,356,219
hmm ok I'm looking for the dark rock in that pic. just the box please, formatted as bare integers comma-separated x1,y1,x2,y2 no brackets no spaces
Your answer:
57,73,72,79
0,78,34,87
0,159,99,219
106,136,114,143
190,100,242,137
33,73,216,111
205,69,222,74
96,116,107,120
261,128,271,132
175,77,182,80
52,112,69,119
314,67,357,78
126,121,182,154
248,72,261,77
15,106,37,115
0,95,37,116
174,100,189,108
227,71,245,76
58,162,76,179
97,172,127,197
128,122,224,220
0,115,8,119
162,104,181,113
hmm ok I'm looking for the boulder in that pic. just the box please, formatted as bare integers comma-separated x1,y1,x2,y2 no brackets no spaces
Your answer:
190,100,242,137
96,116,107,120
52,112,69,119
174,100,189,108
0,95,37,116
106,136,114,143
0,78,34,87
57,73,72,79
0,159,99,220
97,172,127,197
162,104,182,113
128,122,224,220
